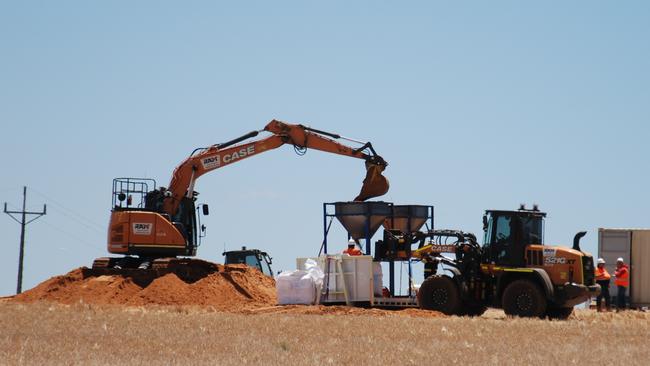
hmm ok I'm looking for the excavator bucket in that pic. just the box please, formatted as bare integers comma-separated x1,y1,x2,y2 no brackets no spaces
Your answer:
354,163,389,201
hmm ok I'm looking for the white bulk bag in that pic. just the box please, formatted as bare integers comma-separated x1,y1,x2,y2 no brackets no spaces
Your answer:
276,259,325,305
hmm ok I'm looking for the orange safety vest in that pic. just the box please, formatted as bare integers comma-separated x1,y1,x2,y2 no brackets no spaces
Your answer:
615,265,629,287
343,247,362,256
595,266,611,281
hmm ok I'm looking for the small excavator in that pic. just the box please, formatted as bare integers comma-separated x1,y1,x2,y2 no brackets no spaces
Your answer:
223,247,274,277
92,120,389,273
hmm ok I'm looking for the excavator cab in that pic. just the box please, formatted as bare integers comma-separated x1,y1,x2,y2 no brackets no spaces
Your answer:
107,178,209,258
482,205,545,267
223,247,274,277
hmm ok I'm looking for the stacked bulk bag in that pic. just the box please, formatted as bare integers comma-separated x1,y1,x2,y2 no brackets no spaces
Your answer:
276,259,324,305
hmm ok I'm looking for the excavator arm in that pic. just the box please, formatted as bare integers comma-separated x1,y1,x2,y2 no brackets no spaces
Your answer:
162,120,389,216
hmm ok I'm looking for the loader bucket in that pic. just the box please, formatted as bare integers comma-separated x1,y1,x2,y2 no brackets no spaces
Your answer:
354,163,389,202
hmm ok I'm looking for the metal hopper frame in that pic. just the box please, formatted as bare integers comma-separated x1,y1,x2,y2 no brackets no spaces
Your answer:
322,202,394,255
320,202,434,307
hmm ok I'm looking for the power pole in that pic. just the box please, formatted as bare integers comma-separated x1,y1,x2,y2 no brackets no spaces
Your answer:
3,186,46,294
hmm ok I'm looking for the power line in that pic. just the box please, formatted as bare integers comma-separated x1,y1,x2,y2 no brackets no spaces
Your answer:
0,187,21,194
4,187,106,261
3,186,46,294
29,187,105,232
38,217,105,254
41,205,105,235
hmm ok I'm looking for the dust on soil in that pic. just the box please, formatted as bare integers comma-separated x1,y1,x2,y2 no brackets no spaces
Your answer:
8,262,443,318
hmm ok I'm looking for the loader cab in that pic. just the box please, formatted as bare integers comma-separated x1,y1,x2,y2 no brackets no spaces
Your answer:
223,247,274,277
482,206,546,267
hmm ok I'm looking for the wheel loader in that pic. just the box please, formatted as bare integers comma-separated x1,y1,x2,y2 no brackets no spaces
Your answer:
385,205,600,318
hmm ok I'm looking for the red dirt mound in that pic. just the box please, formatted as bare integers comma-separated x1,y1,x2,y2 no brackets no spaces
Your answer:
11,263,277,311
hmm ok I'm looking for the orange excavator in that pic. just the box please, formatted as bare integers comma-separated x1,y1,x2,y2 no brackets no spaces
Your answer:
92,120,389,271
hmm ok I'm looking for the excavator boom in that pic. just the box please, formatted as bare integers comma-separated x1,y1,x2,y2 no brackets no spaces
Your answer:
163,120,389,215
263,120,389,201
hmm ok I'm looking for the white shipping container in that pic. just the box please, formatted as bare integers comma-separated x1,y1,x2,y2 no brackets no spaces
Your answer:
598,228,650,307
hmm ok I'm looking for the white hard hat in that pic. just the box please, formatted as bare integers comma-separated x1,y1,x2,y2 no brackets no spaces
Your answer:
597,258,605,264
348,238,356,246
617,257,624,263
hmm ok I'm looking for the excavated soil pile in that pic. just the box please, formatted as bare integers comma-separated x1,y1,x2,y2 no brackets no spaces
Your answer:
11,264,277,311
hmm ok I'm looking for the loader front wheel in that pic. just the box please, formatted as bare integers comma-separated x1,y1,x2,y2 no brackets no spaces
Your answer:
418,275,462,315
502,279,547,318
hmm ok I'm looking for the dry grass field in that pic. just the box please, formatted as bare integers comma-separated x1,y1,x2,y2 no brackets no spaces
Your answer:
1,302,649,365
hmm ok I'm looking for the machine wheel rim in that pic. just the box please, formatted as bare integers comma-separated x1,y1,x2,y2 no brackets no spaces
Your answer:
515,291,533,312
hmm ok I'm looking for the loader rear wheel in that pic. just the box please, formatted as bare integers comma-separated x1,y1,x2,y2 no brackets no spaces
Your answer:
502,279,547,318
546,306,573,320
418,275,462,315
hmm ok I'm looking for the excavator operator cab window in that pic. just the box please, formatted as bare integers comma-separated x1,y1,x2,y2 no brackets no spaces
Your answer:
259,255,273,277
230,252,272,277
172,197,198,251
244,254,261,270
247,254,273,277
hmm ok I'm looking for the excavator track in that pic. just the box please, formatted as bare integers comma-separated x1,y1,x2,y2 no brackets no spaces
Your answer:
88,257,221,286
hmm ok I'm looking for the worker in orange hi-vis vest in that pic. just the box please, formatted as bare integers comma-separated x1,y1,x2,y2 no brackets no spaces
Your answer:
613,257,630,311
343,239,363,256
595,258,611,312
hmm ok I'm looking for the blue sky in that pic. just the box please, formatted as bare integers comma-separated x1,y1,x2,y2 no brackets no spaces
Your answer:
1,1,648,296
